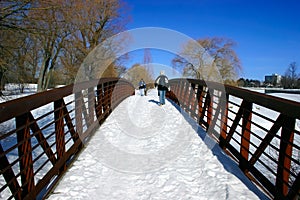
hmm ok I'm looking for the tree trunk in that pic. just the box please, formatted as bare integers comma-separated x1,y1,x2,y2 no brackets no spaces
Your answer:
37,57,50,91
0,71,5,96
45,69,53,89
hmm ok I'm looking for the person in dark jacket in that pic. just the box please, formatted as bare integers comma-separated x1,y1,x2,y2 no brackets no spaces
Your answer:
139,78,146,96
155,71,169,106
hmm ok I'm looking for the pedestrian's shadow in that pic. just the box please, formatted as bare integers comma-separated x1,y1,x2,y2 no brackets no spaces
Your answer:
148,99,160,105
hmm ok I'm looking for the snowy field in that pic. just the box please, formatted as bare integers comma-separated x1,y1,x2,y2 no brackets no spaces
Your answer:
47,89,268,200
244,87,300,103
0,83,37,103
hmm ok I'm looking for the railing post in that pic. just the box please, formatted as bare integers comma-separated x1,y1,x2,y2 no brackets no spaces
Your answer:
16,113,35,198
189,83,196,114
173,81,179,98
219,93,229,149
179,80,185,105
207,90,213,127
240,101,252,171
196,85,204,124
183,82,190,110
54,99,66,172
191,83,198,113
88,87,95,125
95,84,103,120
103,82,109,116
276,116,295,198
75,92,83,137
108,82,114,113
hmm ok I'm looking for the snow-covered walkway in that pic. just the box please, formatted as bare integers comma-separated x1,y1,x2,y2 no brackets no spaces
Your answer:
48,89,268,200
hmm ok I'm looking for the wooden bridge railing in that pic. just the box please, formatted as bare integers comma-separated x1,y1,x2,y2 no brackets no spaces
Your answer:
167,79,300,200
0,78,134,200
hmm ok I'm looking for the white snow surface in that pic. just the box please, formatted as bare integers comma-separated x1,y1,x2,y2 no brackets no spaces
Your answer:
47,89,268,200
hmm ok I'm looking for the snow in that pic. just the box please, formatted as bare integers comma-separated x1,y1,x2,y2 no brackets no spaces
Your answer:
47,89,268,200
0,83,37,103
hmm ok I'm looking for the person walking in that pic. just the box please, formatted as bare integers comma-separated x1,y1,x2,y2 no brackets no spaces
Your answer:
139,78,146,96
155,71,169,106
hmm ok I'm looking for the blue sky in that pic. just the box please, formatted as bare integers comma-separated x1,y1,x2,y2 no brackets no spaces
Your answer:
122,0,300,80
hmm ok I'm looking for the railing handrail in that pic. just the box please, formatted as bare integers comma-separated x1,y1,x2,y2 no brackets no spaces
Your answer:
171,78,300,118
0,78,123,123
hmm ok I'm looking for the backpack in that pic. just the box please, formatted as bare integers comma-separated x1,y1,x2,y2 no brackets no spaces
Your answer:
139,81,143,87
159,76,167,86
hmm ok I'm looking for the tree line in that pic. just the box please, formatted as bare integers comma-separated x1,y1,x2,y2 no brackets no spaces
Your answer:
0,0,129,94
237,62,300,88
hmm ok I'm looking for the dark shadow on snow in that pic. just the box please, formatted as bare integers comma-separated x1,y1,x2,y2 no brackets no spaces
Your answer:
148,99,160,105
167,98,270,200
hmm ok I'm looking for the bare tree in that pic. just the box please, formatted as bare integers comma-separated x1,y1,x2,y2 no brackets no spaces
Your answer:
281,62,299,89
0,0,34,94
24,0,74,91
124,63,154,88
1,0,130,93
288,62,298,80
66,0,129,81
172,37,242,83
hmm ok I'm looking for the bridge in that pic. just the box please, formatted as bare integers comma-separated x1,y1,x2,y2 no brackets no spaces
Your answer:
0,78,299,199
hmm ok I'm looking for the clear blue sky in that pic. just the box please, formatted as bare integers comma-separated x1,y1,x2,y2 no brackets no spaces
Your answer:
122,0,300,80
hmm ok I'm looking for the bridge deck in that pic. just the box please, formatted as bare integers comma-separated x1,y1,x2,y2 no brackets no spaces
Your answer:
47,89,268,200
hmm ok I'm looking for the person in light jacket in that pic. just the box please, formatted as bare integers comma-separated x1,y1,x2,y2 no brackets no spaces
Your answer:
155,71,169,106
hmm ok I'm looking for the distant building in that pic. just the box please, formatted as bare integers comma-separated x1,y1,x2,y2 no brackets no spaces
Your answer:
264,74,281,86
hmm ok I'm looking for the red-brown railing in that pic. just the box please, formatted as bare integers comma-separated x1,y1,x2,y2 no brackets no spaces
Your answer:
0,78,134,200
167,79,300,200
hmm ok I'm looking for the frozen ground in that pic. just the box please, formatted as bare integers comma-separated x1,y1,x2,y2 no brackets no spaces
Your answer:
47,89,268,200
